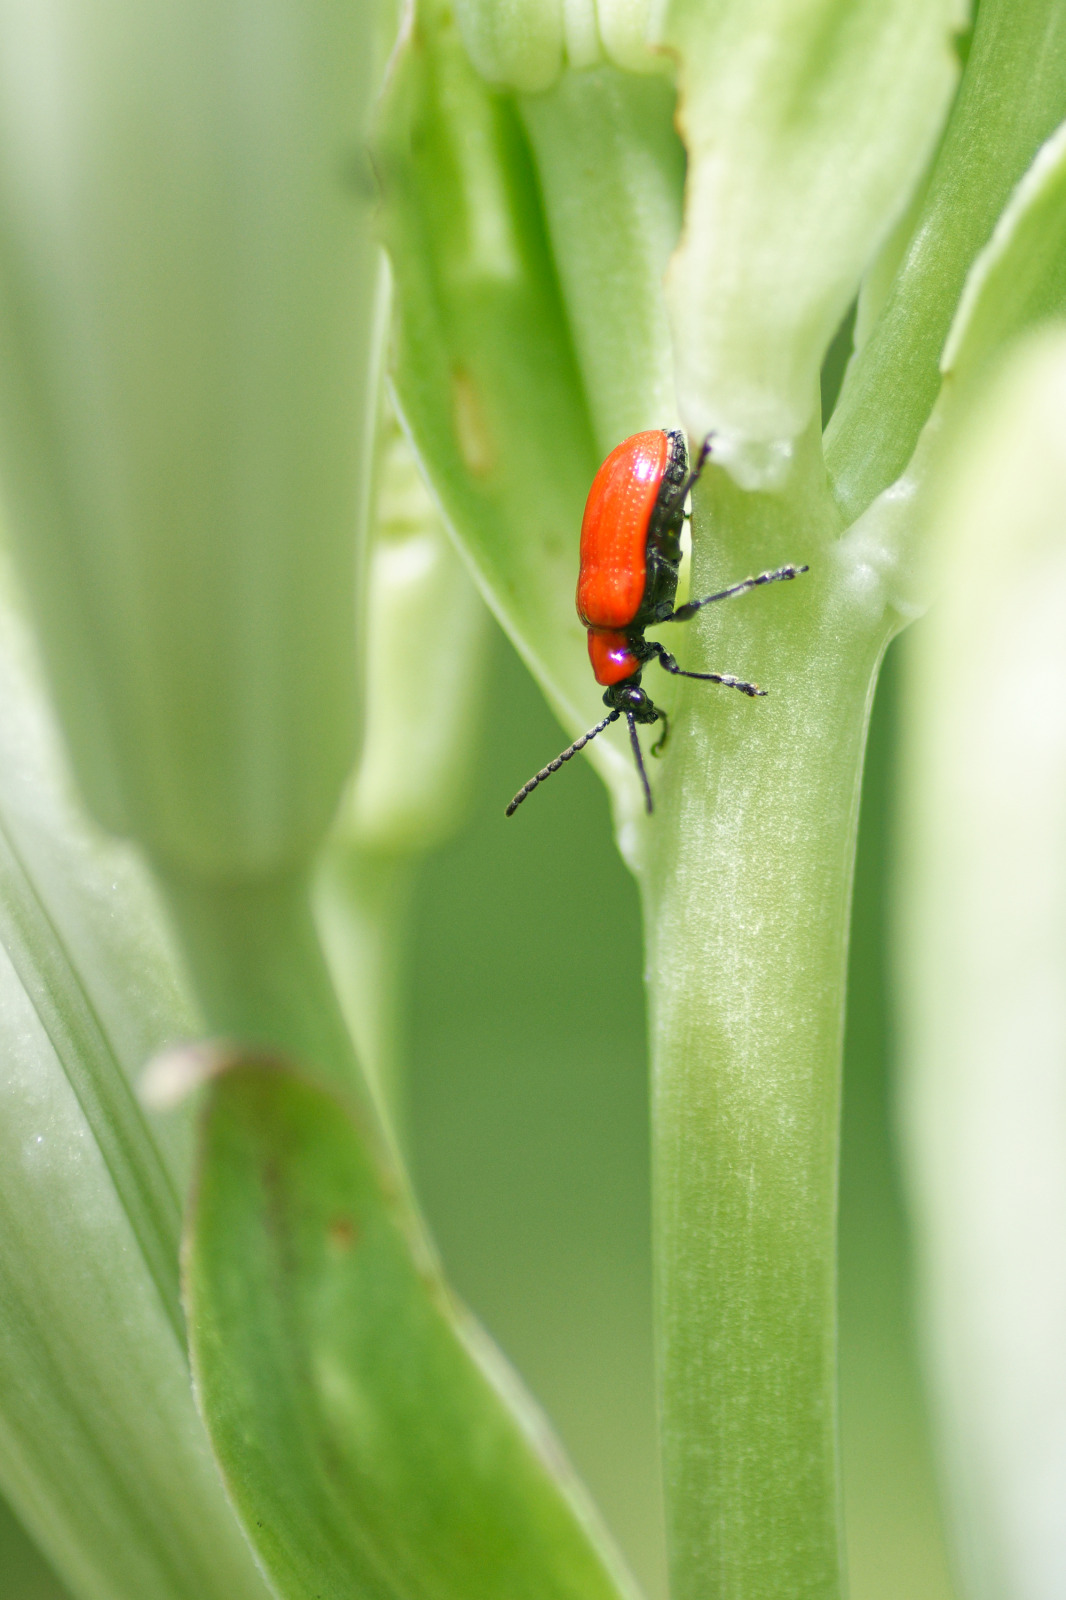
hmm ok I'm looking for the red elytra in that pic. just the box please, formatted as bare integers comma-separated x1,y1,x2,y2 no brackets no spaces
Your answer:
506,430,808,818
577,429,669,640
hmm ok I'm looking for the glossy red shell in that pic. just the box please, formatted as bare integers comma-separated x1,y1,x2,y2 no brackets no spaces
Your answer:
587,629,640,687
576,430,668,631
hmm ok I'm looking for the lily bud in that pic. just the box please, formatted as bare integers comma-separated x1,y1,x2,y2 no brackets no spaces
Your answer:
455,0,666,92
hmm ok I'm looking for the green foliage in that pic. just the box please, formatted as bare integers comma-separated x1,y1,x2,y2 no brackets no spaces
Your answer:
0,0,383,878
943,121,1066,386
185,1058,638,1600
826,0,1066,518
661,0,965,483
375,4,1066,1596
374,0,613,795
0,2,1066,1599
518,68,684,454
898,331,1066,1600
0,575,269,1600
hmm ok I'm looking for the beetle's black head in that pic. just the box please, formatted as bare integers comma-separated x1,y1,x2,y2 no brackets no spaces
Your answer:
603,679,660,724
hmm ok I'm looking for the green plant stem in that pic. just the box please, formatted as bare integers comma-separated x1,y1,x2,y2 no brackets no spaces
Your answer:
316,848,417,1136
825,0,1066,522
158,871,365,1102
642,439,891,1599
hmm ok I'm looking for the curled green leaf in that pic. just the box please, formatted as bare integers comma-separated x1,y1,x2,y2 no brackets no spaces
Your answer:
942,118,1066,385
184,1055,642,1600
827,0,1066,520
316,399,490,1116
376,0,649,833
841,116,1066,624
519,66,684,456
337,405,489,855
0,571,269,1600
660,0,964,486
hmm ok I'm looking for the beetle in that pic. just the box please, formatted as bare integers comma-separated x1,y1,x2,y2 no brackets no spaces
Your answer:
506,429,807,816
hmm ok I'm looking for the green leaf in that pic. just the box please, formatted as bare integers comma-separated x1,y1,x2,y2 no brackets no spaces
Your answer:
0,1492,71,1600
0,573,270,1600
827,0,1066,520
376,0,648,832
897,327,1066,1600
839,117,1066,619
0,562,196,1201
657,0,964,486
518,66,685,457
184,1056,642,1600
0,0,386,879
316,401,490,1117
453,0,669,90
0,1015,273,1600
942,118,1066,384
334,402,490,856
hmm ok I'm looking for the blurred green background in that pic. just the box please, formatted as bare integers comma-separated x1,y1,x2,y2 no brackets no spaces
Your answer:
0,630,958,1600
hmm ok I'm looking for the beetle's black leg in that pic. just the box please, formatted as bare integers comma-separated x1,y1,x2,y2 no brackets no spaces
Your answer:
626,711,654,814
651,708,670,757
664,563,808,623
648,639,764,698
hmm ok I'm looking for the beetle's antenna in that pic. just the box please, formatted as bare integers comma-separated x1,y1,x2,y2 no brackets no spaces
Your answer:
626,712,653,814
506,710,620,816
666,563,809,622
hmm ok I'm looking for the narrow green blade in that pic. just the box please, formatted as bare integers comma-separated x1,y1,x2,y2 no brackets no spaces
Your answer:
943,118,1066,384
185,1057,642,1600
827,0,1066,519
0,570,270,1600
375,3,617,776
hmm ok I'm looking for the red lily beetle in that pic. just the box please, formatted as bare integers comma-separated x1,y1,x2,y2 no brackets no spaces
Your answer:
506,430,807,816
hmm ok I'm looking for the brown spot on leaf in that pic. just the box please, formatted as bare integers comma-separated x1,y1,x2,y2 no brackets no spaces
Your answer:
327,1215,360,1253
451,367,496,477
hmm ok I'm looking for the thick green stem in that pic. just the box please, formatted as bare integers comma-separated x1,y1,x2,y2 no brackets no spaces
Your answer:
642,440,890,1598
157,871,365,1104
315,849,417,1136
